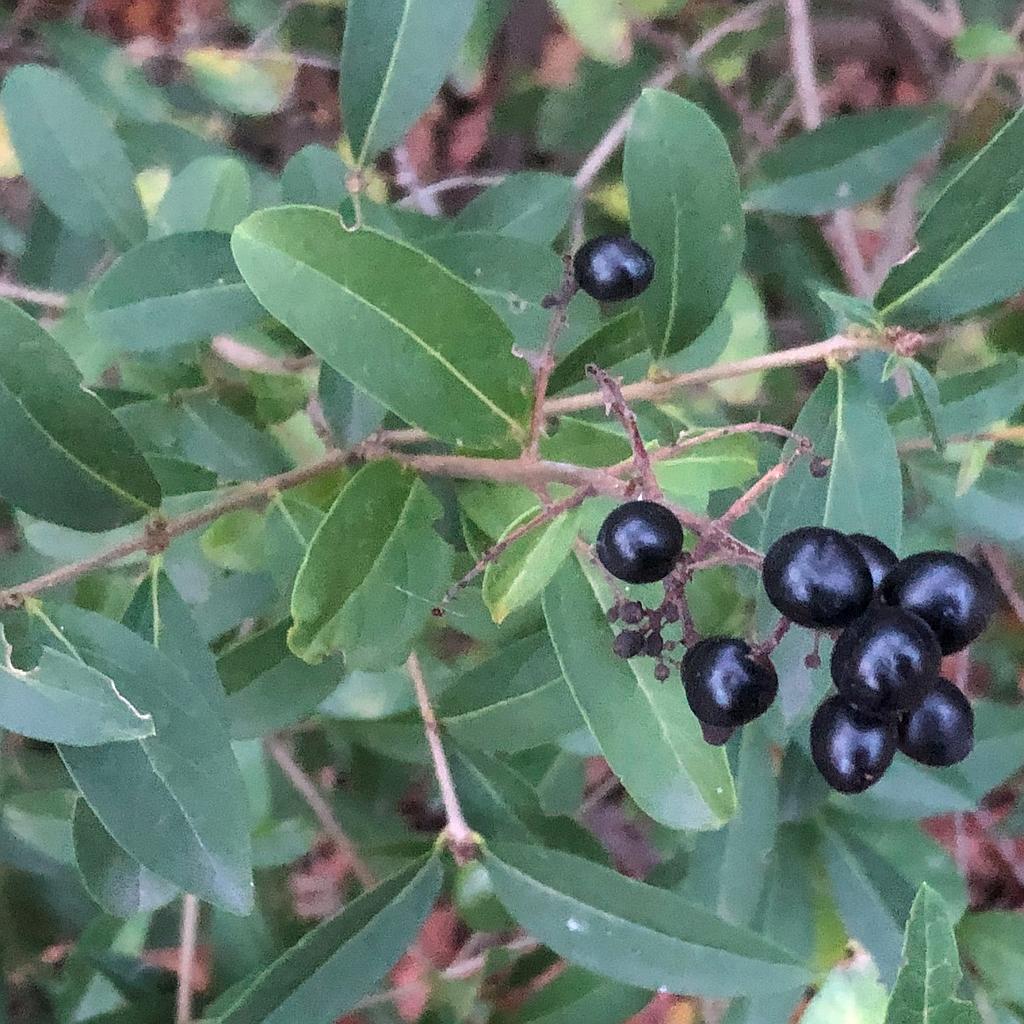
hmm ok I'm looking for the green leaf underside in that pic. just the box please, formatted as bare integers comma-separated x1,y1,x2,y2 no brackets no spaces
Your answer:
876,104,1024,326
290,460,453,666
154,155,252,236
884,885,981,1024
543,555,736,830
625,89,745,357
88,232,263,351
0,64,146,248
215,856,442,1024
485,842,810,997
341,0,479,166
0,299,161,531
451,173,575,243
231,208,531,447
72,799,178,917
0,637,154,746
746,106,947,216
53,606,254,914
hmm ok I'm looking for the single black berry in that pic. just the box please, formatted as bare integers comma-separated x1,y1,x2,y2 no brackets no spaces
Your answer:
573,236,655,302
880,551,996,654
654,662,670,682
762,526,873,629
847,534,899,591
621,600,645,624
644,632,664,657
682,637,779,728
898,678,974,767
810,695,896,794
596,501,683,584
613,630,645,659
830,606,941,715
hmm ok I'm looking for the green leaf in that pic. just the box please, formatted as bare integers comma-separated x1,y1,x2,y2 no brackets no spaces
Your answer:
876,105,1024,326
218,622,340,739
87,232,264,352
318,364,386,446
885,885,981,1024
653,435,760,511
625,89,744,358
958,911,1024,1008
803,962,888,1024
281,145,348,209
451,173,575,243
232,208,531,447
214,855,442,1024
53,605,254,914
549,309,648,393
746,107,947,216
483,506,579,624
290,460,453,666
341,0,478,166
185,48,296,116
517,967,649,1024
72,800,178,918
484,841,810,996
153,157,252,237
954,22,1021,61
905,360,945,453
439,634,584,753
0,626,154,745
0,65,146,249
41,22,171,123
543,555,736,831
551,0,630,64
0,300,161,530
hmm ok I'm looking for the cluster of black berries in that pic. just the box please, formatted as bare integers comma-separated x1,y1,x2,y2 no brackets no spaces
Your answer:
594,500,997,795
762,526,995,793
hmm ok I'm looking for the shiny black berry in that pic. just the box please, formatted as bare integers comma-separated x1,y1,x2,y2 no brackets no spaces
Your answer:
848,534,899,591
573,236,655,302
762,527,873,629
613,630,645,659
682,638,779,728
596,501,683,584
810,695,896,794
898,678,974,767
830,606,941,715
880,551,996,654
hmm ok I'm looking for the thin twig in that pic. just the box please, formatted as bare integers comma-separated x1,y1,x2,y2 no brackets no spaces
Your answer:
266,737,377,889
212,336,318,375
981,544,1024,623
825,209,873,298
395,174,508,208
393,144,443,217
898,425,1024,451
895,0,964,38
588,366,662,500
406,652,476,863
246,0,304,51
0,280,70,309
175,895,200,1024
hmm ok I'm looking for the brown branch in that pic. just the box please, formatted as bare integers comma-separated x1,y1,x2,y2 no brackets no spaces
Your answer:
266,736,377,889
981,544,1024,624
406,652,476,863
588,366,662,500
712,440,811,535
174,895,200,1024
211,336,318,375
898,425,1024,452
0,280,70,309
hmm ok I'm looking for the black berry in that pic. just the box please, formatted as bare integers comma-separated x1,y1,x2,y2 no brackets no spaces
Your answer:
621,600,645,624
880,551,996,654
847,534,899,591
762,526,873,629
644,632,664,657
830,606,941,715
613,630,645,659
596,501,683,584
654,662,670,682
898,678,974,767
682,637,779,728
810,695,896,794
573,236,655,302
700,722,736,747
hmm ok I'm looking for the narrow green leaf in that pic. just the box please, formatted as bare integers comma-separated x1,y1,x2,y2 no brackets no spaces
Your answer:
485,841,810,996
0,299,162,530
215,855,442,1024
290,460,453,666
232,208,531,447
0,626,154,746
341,0,478,165
543,555,736,830
517,968,649,1024
905,360,946,452
281,145,348,209
746,107,947,215
54,606,254,914
483,507,579,623
549,309,649,393
153,157,252,237
72,800,178,918
803,962,888,1024
625,89,744,357
876,105,1024,326
451,173,575,243
439,634,584,753
958,911,1024,1008
885,885,981,1024
0,65,146,248
318,364,386,446
87,232,264,351
551,0,630,64
185,48,295,116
